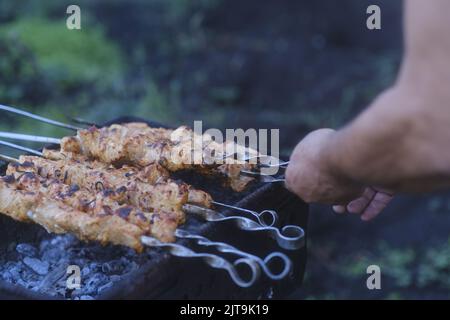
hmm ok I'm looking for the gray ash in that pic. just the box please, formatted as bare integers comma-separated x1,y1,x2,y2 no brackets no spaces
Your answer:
0,234,156,299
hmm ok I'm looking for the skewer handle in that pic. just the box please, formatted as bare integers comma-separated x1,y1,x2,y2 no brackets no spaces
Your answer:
211,201,279,227
183,204,305,250
141,236,260,288
175,229,292,280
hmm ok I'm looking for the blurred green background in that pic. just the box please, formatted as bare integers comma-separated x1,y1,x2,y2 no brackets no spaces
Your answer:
1,0,449,299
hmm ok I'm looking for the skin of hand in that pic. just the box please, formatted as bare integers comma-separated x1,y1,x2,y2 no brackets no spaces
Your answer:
285,129,393,221
285,0,450,221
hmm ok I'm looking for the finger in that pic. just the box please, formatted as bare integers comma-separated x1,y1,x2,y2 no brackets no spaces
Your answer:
346,187,376,214
361,192,394,221
332,205,346,214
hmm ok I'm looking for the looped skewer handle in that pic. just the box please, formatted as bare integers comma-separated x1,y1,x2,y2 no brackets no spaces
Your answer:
183,204,305,250
175,229,292,280
141,236,260,288
211,201,279,227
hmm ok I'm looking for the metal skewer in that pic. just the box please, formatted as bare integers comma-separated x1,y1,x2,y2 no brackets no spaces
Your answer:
212,201,278,227
183,204,305,250
221,153,289,169
0,104,81,131
0,150,262,287
0,104,287,169
0,132,286,182
0,154,19,163
141,236,260,287
0,147,281,230
240,170,286,183
0,132,61,144
0,140,44,156
175,229,292,280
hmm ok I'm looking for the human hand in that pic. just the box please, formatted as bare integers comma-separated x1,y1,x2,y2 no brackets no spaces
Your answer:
285,128,393,220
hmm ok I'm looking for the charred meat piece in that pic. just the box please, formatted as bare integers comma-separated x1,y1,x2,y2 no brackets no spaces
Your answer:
5,169,178,243
59,123,257,191
9,156,212,218
0,177,146,251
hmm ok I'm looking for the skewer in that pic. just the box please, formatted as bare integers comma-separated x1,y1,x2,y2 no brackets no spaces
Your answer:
0,104,287,173
183,204,305,250
70,117,98,127
0,144,282,229
0,157,265,287
0,132,61,144
0,140,43,156
0,157,266,287
0,154,19,164
222,153,289,169
0,150,298,252
141,236,260,287
0,131,286,183
0,103,81,131
175,229,291,280
240,170,286,183
211,201,278,227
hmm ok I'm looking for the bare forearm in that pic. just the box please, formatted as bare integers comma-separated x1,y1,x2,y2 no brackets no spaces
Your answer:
323,83,450,192
318,0,450,193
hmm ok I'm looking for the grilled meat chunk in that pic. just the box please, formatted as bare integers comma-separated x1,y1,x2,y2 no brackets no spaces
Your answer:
59,123,257,191
6,169,178,243
10,156,212,218
0,177,146,251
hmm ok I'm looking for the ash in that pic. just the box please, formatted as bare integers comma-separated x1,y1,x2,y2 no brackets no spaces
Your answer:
0,235,156,299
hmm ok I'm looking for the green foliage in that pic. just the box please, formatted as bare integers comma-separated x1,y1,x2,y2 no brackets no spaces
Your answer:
417,239,450,289
0,19,123,88
339,242,416,288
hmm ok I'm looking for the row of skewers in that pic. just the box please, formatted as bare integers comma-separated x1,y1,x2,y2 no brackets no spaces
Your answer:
0,104,304,287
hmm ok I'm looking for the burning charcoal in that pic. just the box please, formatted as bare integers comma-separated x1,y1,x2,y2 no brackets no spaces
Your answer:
84,273,108,295
110,275,122,282
16,243,37,257
41,248,63,262
21,268,41,283
23,257,49,275
50,235,77,250
88,262,100,272
123,260,138,273
4,261,22,282
1,270,14,282
39,239,51,253
28,282,42,291
101,260,125,275
81,266,90,277
55,287,67,297
71,288,84,297
38,263,67,291
97,282,113,293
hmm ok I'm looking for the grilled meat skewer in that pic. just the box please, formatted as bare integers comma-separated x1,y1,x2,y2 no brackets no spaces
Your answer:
40,151,212,208
5,168,178,242
2,152,280,227
60,123,256,192
0,176,146,251
8,156,212,222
